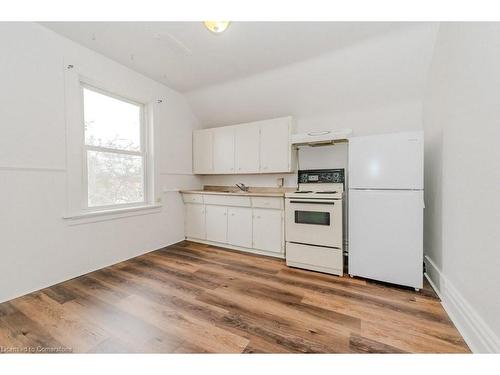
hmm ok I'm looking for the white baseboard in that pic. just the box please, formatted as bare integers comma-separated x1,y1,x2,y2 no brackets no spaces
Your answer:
424,256,444,298
425,255,500,353
424,272,442,300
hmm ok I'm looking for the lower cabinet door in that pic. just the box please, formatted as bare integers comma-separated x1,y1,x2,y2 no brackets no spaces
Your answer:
185,204,206,239
252,209,283,253
205,205,228,243
227,207,253,248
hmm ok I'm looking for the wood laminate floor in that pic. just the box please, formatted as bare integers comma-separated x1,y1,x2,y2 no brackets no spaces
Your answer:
0,241,469,353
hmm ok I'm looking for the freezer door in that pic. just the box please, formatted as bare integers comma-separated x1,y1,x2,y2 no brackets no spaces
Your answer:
349,131,424,190
348,189,423,289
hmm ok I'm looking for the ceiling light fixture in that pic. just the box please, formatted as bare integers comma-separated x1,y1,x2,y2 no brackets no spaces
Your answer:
204,21,230,34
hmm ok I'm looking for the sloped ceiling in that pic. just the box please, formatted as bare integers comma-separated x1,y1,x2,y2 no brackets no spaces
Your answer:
185,23,439,132
41,22,420,93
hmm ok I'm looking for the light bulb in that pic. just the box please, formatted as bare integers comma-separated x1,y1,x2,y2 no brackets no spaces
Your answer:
204,21,230,34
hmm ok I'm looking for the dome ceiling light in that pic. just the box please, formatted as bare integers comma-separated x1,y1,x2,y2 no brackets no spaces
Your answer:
204,21,230,34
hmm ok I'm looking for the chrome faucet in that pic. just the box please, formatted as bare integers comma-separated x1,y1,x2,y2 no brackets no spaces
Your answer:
236,183,249,192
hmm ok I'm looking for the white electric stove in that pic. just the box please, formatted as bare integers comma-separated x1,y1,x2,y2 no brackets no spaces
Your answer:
285,169,345,276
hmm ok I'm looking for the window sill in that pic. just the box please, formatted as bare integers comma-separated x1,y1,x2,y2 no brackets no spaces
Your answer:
63,204,163,225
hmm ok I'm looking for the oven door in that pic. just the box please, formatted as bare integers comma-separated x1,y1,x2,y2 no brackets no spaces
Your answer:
285,198,342,248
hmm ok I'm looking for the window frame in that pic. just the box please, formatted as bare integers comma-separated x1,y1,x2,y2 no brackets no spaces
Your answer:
80,82,149,211
64,63,160,221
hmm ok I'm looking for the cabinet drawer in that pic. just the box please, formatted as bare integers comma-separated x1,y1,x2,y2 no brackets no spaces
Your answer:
252,197,283,209
203,194,252,207
182,194,204,204
286,242,343,275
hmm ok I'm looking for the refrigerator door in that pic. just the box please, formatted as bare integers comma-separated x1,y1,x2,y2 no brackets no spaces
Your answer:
349,131,424,190
348,189,423,289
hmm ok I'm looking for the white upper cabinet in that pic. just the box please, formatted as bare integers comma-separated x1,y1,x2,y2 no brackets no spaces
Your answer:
192,116,293,175
234,125,260,173
259,117,292,173
213,127,235,174
193,129,213,174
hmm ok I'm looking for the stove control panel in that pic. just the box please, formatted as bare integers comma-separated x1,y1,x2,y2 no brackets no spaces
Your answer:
298,169,345,184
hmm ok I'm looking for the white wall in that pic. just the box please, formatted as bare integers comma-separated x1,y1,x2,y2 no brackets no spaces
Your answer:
0,23,201,303
187,23,438,133
187,23,438,188
423,23,500,352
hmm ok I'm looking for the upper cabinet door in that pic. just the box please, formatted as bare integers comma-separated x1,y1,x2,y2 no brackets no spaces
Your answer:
234,125,260,174
260,117,292,173
213,127,235,174
193,129,213,174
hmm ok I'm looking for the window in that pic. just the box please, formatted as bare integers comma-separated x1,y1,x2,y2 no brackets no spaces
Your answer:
82,85,147,209
64,65,159,220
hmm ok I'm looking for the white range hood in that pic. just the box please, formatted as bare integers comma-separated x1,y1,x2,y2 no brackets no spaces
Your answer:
291,129,353,146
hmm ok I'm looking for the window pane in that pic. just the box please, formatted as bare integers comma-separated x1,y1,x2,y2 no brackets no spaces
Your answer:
83,87,141,152
87,150,144,207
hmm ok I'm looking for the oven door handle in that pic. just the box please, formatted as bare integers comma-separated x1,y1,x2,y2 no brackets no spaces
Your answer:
289,200,335,205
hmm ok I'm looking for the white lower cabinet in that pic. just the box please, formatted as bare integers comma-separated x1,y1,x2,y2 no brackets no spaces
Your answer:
185,203,206,240
205,205,228,243
183,193,284,258
252,208,283,254
227,207,253,248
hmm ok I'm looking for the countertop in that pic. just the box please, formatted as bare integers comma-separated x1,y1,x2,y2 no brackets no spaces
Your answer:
179,189,286,198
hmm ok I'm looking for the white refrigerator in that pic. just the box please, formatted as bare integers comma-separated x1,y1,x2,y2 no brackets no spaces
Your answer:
348,131,424,290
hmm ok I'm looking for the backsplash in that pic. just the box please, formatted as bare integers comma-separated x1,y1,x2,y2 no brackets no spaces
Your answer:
199,143,348,188
201,173,297,188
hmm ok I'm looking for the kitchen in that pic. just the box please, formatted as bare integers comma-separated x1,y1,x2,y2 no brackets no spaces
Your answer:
181,118,423,290
1,11,499,370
